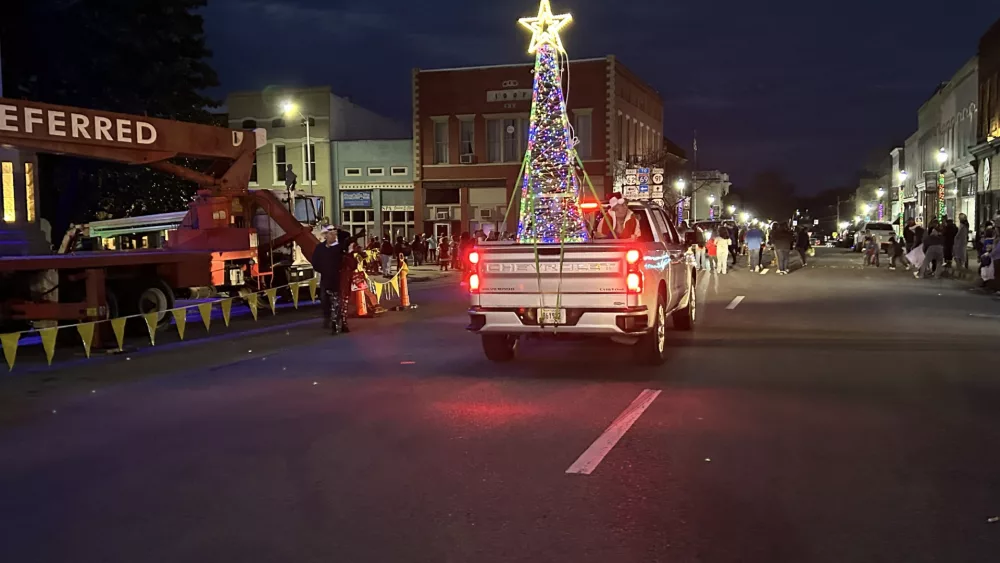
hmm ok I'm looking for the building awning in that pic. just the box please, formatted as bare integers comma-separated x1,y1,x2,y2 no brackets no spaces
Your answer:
422,179,507,190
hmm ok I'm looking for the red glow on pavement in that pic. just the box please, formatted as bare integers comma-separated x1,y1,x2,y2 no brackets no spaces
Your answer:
432,401,543,427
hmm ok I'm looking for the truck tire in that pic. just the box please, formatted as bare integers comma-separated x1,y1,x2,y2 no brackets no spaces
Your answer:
672,281,695,331
482,334,517,362
635,294,667,365
121,278,175,333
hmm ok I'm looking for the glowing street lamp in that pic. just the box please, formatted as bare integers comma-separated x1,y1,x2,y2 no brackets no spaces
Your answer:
861,203,871,215
740,211,749,223
674,178,686,192
898,170,908,184
876,188,884,198
936,148,948,166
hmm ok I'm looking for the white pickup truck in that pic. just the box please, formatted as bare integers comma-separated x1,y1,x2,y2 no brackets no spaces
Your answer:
467,201,697,365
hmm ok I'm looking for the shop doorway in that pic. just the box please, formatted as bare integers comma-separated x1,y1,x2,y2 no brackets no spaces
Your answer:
434,222,451,240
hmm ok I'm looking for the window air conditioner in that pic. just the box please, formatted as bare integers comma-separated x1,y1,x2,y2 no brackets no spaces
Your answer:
436,209,451,220
460,153,477,164
479,208,493,219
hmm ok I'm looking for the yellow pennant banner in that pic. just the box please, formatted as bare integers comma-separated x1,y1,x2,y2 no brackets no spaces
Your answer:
265,288,277,315
110,317,127,351
221,298,233,327
39,327,58,365
1,332,19,371
246,293,259,320
171,309,188,340
77,322,95,358
143,312,159,346
374,281,384,303
290,282,301,308
389,276,400,297
197,302,212,332
308,278,318,302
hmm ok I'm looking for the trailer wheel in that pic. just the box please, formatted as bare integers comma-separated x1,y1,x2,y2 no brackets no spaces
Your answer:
119,278,175,333
482,334,518,362
138,279,175,327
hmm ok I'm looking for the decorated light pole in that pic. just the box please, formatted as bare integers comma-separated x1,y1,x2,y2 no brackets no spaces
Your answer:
898,170,908,237
674,178,687,225
936,148,948,220
514,0,588,243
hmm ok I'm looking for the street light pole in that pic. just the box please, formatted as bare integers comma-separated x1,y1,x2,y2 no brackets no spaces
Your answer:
936,148,948,220
898,170,908,238
281,100,314,196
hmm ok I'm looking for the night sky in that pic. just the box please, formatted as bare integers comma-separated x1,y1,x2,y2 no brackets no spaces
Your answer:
203,0,1000,194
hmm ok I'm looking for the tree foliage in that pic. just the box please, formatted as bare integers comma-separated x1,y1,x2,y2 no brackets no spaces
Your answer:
0,0,220,228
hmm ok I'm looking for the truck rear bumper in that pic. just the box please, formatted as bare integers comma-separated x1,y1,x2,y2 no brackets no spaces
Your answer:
467,306,649,335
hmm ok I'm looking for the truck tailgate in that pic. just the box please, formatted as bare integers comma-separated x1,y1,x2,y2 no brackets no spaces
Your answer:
475,243,630,309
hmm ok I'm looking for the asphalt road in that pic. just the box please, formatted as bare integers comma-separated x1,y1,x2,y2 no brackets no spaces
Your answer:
2,248,1000,563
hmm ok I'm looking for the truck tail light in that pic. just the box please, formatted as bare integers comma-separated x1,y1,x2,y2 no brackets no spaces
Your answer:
469,250,481,293
627,272,642,293
625,248,642,293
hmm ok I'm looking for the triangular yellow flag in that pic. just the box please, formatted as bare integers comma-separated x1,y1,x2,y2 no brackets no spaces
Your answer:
77,322,95,358
1,332,20,371
221,299,233,326
247,293,259,320
171,309,188,340
197,302,212,332
389,276,400,297
290,282,301,309
308,278,318,302
110,317,127,351
39,327,58,365
374,282,383,302
143,312,159,345
265,288,277,315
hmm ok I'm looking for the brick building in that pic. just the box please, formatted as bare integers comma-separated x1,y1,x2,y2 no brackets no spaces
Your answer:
411,56,664,238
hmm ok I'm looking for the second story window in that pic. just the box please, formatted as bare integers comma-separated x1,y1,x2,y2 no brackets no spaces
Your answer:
250,153,258,184
368,167,385,176
433,119,449,164
274,144,287,183
575,113,592,159
459,119,474,156
486,118,529,163
391,166,408,175
304,144,316,182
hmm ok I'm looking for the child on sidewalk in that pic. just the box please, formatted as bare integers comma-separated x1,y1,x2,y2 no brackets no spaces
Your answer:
888,235,904,270
863,235,880,267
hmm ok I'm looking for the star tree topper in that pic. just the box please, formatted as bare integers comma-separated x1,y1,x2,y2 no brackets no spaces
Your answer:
518,0,573,54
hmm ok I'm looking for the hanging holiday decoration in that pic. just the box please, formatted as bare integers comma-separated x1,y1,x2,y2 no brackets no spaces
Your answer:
515,0,589,244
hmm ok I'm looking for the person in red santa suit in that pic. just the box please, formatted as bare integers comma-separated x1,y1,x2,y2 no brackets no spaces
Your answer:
597,192,639,239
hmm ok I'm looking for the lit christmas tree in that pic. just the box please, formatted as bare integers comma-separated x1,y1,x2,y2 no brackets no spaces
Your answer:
515,0,590,244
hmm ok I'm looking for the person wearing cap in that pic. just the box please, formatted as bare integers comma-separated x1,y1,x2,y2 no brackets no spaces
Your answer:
311,225,362,331
597,192,638,239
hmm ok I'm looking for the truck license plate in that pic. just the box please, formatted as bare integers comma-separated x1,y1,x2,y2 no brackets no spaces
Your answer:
538,308,566,325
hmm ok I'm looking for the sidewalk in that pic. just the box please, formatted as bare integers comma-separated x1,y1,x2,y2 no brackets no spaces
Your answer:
372,263,460,283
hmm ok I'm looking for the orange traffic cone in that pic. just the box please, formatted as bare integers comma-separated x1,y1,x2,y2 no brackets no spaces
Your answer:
393,263,417,311
354,286,368,317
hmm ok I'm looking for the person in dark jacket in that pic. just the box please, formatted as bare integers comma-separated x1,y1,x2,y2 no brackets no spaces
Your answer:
795,227,810,266
379,238,394,276
312,226,349,330
943,217,958,266
770,223,795,274
903,219,916,252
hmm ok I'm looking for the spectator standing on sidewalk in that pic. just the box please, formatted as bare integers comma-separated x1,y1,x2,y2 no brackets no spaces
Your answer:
954,213,970,270
427,234,438,263
795,226,810,266
917,226,945,279
716,227,731,275
438,236,451,271
746,223,764,272
379,237,394,276
943,216,958,267
771,223,795,275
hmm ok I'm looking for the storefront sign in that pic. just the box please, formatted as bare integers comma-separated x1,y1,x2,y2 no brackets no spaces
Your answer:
341,190,372,209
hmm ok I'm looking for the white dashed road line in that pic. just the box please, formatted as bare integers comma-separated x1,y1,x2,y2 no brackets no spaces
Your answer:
565,389,661,476
760,268,769,275
726,296,745,310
